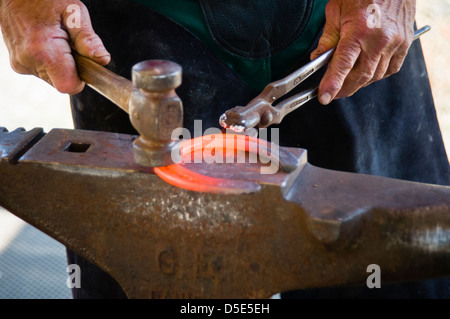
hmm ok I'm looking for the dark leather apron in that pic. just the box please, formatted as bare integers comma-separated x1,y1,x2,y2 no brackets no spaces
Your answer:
197,0,314,58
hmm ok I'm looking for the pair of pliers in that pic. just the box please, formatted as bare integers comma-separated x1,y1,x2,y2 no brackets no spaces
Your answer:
219,26,430,133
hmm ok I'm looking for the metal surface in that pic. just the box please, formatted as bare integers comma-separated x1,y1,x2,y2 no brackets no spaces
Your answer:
132,60,182,91
220,26,431,132
74,54,183,167
1,127,450,298
130,60,183,167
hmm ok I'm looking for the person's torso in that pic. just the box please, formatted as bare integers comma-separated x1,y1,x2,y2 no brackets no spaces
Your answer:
131,0,328,90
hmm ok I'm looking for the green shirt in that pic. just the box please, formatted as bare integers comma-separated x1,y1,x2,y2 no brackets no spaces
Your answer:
131,0,327,91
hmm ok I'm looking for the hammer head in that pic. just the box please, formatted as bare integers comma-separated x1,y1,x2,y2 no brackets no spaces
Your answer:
129,60,183,167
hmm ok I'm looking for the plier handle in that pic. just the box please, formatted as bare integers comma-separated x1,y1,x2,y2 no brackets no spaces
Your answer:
219,26,430,132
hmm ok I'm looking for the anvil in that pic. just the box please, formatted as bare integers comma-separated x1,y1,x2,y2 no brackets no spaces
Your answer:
1,126,450,298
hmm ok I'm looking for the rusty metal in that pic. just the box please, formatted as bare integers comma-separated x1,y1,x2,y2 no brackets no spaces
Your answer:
1,127,450,298
74,53,183,167
220,26,431,132
130,60,183,168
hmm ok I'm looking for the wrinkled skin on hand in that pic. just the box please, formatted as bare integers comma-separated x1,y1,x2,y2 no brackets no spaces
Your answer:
0,0,110,94
310,0,416,105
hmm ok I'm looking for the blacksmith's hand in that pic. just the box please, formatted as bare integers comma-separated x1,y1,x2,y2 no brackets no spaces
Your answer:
310,0,416,105
0,0,110,95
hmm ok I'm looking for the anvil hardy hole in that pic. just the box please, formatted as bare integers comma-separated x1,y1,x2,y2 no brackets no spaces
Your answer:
64,142,91,153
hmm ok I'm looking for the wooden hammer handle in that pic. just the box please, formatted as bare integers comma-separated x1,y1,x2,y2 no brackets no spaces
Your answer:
73,52,133,114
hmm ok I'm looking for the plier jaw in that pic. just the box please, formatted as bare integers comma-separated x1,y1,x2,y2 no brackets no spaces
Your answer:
219,48,334,132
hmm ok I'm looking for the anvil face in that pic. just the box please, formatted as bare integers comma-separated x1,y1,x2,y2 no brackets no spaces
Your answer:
1,127,450,298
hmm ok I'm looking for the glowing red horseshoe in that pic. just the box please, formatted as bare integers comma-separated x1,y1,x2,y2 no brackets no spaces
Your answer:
154,134,280,194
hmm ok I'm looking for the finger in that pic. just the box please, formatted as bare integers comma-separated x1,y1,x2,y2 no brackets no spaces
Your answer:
12,28,85,94
9,56,31,75
318,38,361,105
335,53,381,98
362,53,392,88
35,67,53,86
310,2,340,60
346,28,401,92
62,3,110,65
3,39,31,74
310,22,340,61
384,46,409,78
45,53,86,95
381,24,413,78
35,37,86,94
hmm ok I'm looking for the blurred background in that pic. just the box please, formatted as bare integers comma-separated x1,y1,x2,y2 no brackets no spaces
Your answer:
0,1,449,299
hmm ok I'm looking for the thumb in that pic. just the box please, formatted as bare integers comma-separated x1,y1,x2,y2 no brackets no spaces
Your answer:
310,5,340,60
62,3,111,65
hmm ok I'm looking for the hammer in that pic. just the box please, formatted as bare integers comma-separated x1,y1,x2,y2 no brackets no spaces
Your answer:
73,52,183,167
